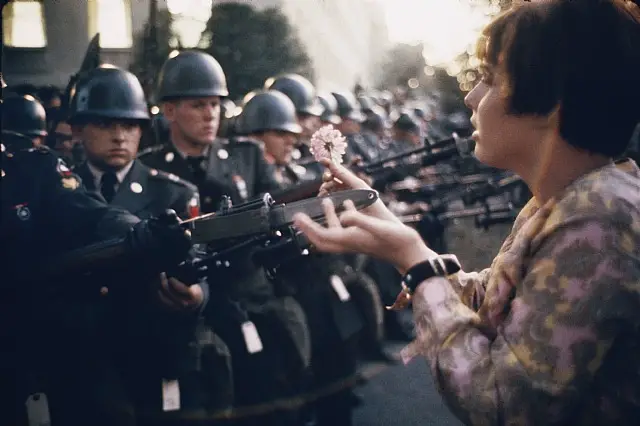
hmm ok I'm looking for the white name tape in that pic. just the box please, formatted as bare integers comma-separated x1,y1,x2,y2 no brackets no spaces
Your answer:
242,321,264,354
162,379,181,412
330,275,351,302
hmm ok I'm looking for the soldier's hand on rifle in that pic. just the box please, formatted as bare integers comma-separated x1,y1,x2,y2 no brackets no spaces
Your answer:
126,210,192,265
157,273,204,311
317,158,400,223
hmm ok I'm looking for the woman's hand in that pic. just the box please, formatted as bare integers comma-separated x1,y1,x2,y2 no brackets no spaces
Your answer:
318,158,401,224
293,197,436,275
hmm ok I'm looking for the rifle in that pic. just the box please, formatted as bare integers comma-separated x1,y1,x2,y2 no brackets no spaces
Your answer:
36,189,379,283
398,202,519,231
355,133,468,174
61,33,101,113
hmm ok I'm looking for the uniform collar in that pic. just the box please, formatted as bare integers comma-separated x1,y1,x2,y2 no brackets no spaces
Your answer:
87,160,134,188
171,142,211,159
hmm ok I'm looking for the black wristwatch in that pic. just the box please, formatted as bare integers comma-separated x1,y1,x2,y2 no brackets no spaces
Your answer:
401,254,462,295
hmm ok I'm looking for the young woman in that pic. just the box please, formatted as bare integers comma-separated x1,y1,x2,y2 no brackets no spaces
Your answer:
293,1,640,424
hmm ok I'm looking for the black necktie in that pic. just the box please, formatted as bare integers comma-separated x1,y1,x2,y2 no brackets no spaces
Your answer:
186,156,207,182
100,171,118,203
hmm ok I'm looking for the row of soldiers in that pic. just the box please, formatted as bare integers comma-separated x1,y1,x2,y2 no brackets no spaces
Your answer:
1,50,433,426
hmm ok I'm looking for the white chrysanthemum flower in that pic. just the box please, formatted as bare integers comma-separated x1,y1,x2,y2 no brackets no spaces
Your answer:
309,124,348,164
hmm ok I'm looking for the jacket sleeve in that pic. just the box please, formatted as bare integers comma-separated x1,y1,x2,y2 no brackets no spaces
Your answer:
40,152,140,249
409,217,638,426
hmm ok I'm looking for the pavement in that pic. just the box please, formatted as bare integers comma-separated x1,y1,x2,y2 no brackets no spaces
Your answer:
352,342,464,426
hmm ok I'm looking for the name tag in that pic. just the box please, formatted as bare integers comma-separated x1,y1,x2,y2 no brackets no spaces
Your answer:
162,379,181,412
242,321,264,354
25,393,51,426
330,275,351,302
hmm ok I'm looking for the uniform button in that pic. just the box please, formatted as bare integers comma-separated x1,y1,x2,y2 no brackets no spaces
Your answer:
100,286,109,296
204,196,212,204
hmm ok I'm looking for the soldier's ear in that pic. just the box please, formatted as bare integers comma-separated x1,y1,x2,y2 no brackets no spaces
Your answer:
162,101,177,122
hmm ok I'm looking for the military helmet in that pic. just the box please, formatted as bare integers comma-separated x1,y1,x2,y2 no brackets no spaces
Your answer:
156,51,228,102
393,111,421,134
264,74,323,117
331,92,366,123
237,90,302,135
363,105,388,132
69,65,150,124
2,94,48,137
357,95,376,114
317,93,341,125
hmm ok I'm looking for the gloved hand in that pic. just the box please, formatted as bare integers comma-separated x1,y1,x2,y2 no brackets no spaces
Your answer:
126,209,192,266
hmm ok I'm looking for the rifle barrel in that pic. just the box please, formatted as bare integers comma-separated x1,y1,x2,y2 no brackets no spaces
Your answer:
359,136,456,172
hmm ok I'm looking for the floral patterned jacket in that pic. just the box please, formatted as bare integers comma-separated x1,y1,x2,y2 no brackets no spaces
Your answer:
409,159,640,425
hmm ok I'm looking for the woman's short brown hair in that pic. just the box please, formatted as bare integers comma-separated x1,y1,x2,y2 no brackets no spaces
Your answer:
477,0,640,157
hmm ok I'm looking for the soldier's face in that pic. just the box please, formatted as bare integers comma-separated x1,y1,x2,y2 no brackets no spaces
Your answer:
74,119,141,170
261,130,297,165
298,114,320,139
52,121,78,154
337,119,360,135
163,97,220,146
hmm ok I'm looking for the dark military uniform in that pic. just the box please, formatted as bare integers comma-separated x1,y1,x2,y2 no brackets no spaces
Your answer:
74,160,198,220
331,92,379,163
68,65,233,425
0,144,143,426
138,138,279,213
237,91,368,426
142,51,311,426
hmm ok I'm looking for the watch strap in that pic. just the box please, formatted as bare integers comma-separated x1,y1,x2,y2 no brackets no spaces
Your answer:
402,254,461,294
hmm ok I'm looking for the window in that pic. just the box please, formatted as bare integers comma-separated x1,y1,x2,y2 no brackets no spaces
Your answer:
2,0,47,48
87,0,133,48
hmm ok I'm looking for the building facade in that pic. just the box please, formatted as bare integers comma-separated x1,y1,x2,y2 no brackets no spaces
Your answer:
2,0,164,88
2,0,389,92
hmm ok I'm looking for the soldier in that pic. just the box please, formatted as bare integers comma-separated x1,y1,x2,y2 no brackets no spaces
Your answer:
1,94,48,149
318,93,342,128
237,90,366,426
357,95,376,115
331,92,379,163
361,106,390,157
138,50,310,426
46,108,85,167
264,73,323,174
68,64,233,425
138,50,280,213
0,142,193,426
70,66,198,219
391,111,423,151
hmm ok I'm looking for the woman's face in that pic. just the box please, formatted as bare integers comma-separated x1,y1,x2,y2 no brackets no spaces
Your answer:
464,67,552,171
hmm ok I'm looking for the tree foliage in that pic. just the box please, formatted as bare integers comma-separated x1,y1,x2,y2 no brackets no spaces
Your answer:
197,3,314,101
130,8,175,101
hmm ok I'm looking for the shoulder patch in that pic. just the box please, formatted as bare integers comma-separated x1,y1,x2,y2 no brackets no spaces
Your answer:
148,168,197,191
137,144,166,158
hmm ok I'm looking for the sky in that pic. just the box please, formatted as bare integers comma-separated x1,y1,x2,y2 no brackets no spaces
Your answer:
380,0,494,66
164,0,494,67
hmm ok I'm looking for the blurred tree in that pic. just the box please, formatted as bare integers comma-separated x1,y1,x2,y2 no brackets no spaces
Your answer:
376,43,427,92
130,1,175,102
197,3,314,100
